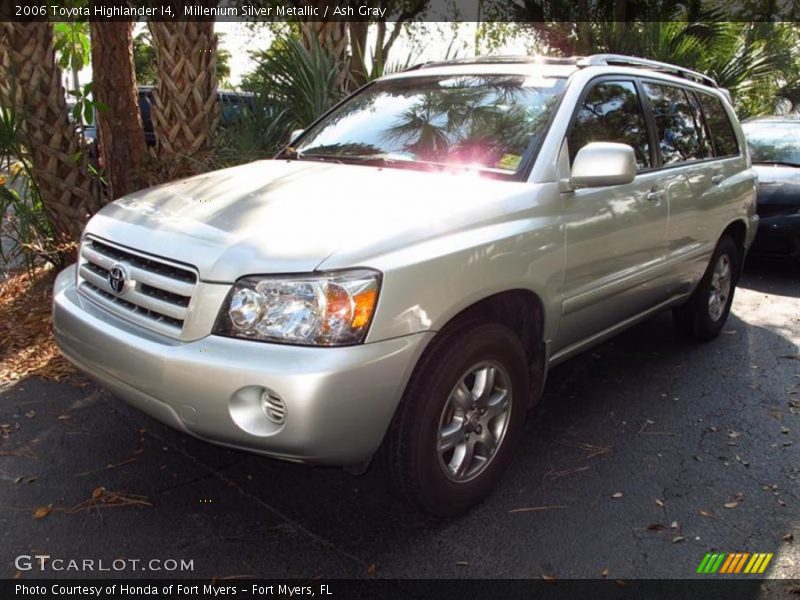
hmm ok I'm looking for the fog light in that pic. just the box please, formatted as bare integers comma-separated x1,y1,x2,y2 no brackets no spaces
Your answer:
261,390,287,425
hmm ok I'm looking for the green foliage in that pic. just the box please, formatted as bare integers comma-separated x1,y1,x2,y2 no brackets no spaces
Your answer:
242,36,344,127
214,98,291,168
52,22,90,77
0,106,60,271
67,81,107,127
517,19,800,117
217,36,345,167
133,32,157,85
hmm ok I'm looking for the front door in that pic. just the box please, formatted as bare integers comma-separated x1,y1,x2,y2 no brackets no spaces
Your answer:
557,78,669,350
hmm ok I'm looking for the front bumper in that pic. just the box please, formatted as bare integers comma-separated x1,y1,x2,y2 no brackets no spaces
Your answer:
750,213,800,257
53,265,432,465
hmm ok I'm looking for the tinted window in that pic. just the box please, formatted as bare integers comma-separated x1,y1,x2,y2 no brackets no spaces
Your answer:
567,81,650,169
697,93,739,157
643,82,705,165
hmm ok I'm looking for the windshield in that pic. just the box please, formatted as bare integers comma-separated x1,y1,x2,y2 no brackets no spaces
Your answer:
742,121,800,166
291,74,566,177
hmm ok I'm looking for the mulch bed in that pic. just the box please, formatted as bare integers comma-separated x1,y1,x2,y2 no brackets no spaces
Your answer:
0,266,77,384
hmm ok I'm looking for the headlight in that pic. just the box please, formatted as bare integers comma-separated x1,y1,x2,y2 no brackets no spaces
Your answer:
213,269,381,346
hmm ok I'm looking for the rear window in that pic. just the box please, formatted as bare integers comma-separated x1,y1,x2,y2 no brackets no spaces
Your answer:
696,93,739,157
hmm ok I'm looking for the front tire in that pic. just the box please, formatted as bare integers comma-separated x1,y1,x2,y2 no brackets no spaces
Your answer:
673,236,739,341
382,321,530,518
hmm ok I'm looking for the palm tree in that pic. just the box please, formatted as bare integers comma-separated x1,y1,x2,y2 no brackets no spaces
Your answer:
148,19,219,179
521,19,800,116
91,21,148,200
0,22,100,246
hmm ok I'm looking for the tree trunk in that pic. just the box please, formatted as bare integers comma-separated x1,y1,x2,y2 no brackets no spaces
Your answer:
90,21,147,200
148,18,218,179
298,18,351,91
0,22,100,244
348,22,369,88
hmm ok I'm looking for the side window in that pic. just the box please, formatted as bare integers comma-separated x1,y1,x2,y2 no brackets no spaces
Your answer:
697,92,740,157
643,82,704,165
567,80,651,170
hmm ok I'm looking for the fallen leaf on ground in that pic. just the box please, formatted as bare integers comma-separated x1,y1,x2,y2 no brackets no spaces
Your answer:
611,492,623,499
647,523,667,531
698,510,712,517
366,564,377,576
0,267,77,384
724,501,739,509
672,536,686,544
57,415,71,421
783,533,794,543
781,426,790,434
542,574,557,584
671,521,679,529
655,499,665,507
728,431,741,439
25,410,36,419
33,506,52,519
455,561,469,566
509,505,568,513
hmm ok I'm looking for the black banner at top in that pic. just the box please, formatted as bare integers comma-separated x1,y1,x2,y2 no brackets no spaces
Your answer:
3,0,800,22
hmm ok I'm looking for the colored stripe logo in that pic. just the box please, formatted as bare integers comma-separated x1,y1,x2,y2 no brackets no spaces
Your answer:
696,553,773,574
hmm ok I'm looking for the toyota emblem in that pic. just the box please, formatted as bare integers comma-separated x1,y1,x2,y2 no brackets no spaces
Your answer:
108,263,128,296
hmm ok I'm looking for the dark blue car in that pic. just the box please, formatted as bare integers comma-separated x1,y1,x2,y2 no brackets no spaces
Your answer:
742,116,800,260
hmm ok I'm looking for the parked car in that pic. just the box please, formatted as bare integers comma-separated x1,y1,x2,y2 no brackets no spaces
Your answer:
84,86,254,154
741,116,800,260
53,55,757,517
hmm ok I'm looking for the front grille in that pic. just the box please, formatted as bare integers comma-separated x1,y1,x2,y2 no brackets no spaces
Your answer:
77,238,197,337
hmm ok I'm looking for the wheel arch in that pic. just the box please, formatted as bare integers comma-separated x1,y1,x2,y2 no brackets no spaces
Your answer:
721,219,748,276
420,288,547,407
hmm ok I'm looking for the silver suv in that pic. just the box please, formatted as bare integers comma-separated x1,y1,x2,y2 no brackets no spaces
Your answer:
53,55,758,516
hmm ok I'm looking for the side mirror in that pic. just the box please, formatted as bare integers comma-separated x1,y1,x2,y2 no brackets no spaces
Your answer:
570,142,636,189
289,129,305,144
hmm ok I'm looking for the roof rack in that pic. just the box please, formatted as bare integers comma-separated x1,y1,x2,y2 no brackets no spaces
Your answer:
404,55,580,71
402,53,719,89
581,54,718,88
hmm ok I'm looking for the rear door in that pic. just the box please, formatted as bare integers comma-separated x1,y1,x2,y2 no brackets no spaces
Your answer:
558,78,670,348
640,81,721,291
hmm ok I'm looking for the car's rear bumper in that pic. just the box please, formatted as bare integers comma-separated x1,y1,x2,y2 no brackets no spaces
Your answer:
750,213,800,257
52,265,431,465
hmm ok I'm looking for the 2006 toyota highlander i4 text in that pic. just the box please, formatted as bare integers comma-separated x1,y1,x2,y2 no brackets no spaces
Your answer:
54,55,758,517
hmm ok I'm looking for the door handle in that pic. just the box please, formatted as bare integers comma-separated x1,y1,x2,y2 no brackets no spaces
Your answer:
712,174,724,185
646,190,665,202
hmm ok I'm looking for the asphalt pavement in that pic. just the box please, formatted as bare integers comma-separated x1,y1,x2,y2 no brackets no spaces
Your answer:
1,257,798,583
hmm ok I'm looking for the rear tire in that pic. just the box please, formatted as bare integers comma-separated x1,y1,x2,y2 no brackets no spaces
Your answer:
673,236,739,341
381,321,530,518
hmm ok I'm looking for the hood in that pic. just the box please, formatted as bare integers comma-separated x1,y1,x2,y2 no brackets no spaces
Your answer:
753,164,800,206
86,160,532,282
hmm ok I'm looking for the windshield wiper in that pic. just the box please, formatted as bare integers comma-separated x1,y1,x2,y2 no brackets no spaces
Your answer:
292,153,345,165
329,154,506,174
